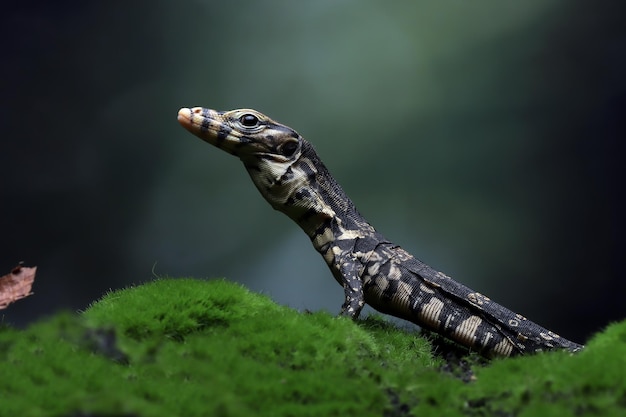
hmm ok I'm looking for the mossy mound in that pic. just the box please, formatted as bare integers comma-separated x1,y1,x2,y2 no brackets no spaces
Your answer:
0,278,434,416
0,278,624,417
415,319,626,416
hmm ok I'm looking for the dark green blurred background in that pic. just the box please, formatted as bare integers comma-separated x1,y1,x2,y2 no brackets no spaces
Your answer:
2,1,624,343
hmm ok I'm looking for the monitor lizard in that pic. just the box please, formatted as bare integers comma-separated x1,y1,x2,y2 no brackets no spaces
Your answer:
177,106,584,358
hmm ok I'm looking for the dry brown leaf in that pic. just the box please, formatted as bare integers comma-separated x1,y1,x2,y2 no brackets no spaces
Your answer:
0,264,36,309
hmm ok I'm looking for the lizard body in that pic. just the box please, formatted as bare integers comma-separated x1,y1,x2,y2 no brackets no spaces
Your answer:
177,107,583,358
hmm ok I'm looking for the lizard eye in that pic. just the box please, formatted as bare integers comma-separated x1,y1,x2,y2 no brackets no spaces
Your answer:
280,141,299,157
240,114,259,127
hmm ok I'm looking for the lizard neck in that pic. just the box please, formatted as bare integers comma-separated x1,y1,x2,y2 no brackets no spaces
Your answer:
242,140,376,253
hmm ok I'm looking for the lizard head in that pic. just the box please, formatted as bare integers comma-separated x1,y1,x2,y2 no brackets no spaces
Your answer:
177,107,318,214
177,107,302,163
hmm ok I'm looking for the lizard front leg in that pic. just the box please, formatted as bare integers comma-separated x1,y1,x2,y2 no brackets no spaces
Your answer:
336,254,365,318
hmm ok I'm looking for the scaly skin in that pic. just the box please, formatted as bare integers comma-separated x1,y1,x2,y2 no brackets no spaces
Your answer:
177,107,583,358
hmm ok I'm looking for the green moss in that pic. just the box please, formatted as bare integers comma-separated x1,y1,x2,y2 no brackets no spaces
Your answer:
411,320,626,416
0,278,624,417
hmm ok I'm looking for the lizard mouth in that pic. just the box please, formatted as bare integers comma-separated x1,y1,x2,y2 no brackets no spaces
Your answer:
177,107,242,156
